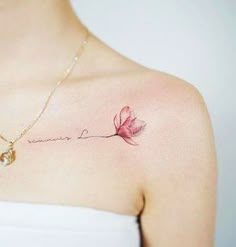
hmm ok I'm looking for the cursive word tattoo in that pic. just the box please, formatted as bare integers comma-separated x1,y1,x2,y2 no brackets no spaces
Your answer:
27,106,146,146
27,136,72,144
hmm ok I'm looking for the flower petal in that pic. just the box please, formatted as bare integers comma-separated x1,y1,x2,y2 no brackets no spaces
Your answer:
122,137,138,146
117,126,133,138
113,113,120,132
130,120,146,136
122,115,132,127
119,106,131,125
130,117,137,127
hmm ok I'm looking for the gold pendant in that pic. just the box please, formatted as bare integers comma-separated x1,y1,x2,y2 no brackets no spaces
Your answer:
0,142,16,167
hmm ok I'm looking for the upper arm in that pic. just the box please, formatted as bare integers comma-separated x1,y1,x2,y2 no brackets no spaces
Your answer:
138,73,217,247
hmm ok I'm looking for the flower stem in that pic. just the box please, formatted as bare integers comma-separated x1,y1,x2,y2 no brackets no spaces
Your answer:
77,129,117,139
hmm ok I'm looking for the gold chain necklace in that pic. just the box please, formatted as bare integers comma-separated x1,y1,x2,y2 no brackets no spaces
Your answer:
0,26,90,168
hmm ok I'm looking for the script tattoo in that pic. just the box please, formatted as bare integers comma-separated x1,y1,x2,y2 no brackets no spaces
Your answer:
27,106,146,146
27,136,72,143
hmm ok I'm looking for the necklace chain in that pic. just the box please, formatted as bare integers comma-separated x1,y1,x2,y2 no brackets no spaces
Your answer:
0,26,90,146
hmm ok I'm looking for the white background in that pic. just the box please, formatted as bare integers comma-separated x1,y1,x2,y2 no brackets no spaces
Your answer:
70,1,236,246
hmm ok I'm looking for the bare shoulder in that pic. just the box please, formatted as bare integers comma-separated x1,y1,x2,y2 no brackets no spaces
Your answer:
136,68,217,171
71,37,217,245
131,70,217,246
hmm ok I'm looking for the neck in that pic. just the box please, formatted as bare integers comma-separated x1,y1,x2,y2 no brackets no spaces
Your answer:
0,0,87,88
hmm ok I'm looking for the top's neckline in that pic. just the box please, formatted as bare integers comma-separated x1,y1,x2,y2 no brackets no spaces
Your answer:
0,200,138,218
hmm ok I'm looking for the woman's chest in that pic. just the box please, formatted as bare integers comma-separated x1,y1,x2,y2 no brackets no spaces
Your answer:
0,96,144,216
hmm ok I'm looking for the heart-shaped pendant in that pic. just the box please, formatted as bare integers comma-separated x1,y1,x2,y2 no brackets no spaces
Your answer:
0,143,16,167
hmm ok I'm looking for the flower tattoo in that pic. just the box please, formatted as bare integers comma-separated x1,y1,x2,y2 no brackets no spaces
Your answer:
27,106,146,146
113,106,146,145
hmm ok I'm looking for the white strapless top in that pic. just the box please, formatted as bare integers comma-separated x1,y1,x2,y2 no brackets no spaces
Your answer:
0,200,141,247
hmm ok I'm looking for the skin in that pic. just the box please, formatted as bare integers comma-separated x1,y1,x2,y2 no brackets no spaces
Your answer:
0,1,217,246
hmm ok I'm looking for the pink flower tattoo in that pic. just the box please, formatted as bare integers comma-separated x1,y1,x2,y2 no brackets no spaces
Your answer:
78,106,146,145
113,106,146,145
